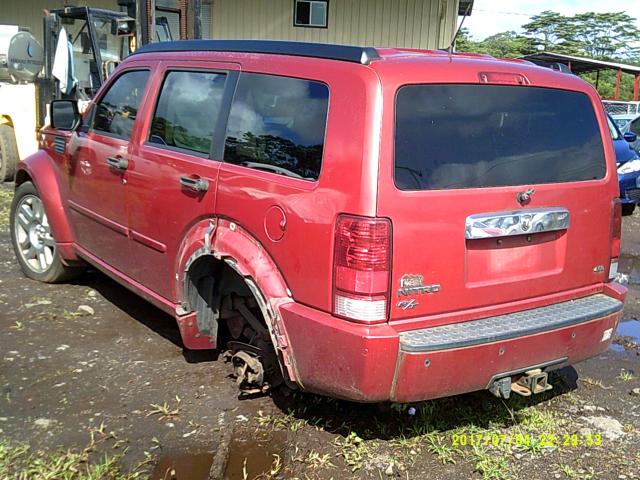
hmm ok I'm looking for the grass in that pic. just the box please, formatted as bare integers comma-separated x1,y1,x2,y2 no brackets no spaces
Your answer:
469,444,512,480
0,439,146,479
146,396,181,420
618,370,635,382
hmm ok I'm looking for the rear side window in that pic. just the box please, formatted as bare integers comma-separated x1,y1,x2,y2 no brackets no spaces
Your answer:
92,70,149,140
149,70,227,156
224,73,329,180
395,85,606,190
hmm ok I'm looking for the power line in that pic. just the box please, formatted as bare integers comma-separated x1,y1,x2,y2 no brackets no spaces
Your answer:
474,8,534,17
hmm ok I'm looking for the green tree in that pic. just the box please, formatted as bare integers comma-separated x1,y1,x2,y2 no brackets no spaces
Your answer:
522,10,569,51
562,12,640,59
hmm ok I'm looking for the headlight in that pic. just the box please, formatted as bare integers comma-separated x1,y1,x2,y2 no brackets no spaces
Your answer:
617,158,640,174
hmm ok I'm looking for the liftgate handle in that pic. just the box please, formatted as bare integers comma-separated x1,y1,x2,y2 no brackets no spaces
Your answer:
106,157,128,170
180,176,209,192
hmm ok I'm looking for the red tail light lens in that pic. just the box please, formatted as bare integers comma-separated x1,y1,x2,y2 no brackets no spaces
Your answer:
611,199,621,259
610,199,621,281
333,215,391,323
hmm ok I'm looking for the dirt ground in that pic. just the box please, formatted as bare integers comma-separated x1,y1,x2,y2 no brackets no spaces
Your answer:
0,181,638,480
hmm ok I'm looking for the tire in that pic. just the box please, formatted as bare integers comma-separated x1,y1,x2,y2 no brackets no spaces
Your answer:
10,181,84,283
621,203,636,216
0,124,19,182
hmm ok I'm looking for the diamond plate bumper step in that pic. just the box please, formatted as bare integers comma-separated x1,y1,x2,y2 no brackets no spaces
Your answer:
399,294,623,353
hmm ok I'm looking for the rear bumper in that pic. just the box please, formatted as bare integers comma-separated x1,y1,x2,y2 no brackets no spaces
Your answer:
280,288,625,403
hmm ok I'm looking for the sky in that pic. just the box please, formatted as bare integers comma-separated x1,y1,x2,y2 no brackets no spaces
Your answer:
464,0,640,40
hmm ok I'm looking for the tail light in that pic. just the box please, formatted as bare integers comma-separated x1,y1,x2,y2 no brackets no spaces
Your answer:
333,215,391,323
610,199,621,281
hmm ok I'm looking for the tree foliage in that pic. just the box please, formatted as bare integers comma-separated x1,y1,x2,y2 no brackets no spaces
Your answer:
455,10,640,99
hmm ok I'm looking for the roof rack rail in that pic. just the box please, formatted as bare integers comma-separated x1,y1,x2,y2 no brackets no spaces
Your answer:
132,39,380,65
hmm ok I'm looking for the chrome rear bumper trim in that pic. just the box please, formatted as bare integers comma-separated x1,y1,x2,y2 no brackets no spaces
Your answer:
465,207,569,239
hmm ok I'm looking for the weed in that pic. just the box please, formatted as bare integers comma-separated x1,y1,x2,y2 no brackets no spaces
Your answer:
305,450,334,468
426,435,459,465
618,370,635,382
470,444,512,480
336,431,372,472
146,396,181,420
0,439,144,479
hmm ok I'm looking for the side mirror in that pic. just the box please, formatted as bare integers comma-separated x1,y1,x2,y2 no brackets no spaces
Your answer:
50,100,80,131
624,131,637,143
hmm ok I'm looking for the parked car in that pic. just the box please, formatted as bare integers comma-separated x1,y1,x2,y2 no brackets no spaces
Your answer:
608,114,640,215
620,114,640,154
610,113,637,131
10,40,626,403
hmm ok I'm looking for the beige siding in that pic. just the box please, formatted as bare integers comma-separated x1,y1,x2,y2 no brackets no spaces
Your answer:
0,0,120,44
211,0,460,49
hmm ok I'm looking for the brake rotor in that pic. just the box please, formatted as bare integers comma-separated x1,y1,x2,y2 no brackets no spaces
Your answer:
232,350,265,390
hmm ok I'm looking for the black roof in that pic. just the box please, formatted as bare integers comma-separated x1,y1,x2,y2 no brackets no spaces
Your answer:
132,40,381,65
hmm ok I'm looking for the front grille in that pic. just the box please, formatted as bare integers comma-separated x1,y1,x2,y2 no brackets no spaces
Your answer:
399,294,622,352
625,188,640,201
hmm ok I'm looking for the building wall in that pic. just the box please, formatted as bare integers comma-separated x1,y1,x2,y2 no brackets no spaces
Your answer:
0,0,120,44
210,0,460,49
1,0,460,50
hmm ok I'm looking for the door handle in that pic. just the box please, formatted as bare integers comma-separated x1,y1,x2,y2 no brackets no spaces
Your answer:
107,156,128,170
180,175,209,193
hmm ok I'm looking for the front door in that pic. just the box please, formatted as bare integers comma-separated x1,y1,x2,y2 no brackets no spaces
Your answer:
125,62,237,301
66,68,151,274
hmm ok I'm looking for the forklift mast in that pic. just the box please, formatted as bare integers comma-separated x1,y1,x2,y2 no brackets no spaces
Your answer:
39,0,201,127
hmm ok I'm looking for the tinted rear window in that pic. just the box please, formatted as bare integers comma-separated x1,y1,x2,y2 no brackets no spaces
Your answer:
395,85,606,190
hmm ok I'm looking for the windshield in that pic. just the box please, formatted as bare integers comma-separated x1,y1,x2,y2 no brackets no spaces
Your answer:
395,84,606,190
92,17,130,74
608,116,621,140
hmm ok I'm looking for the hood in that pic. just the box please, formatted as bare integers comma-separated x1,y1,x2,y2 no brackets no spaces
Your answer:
614,138,638,165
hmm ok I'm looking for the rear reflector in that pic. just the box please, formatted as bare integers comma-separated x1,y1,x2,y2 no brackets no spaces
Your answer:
333,215,391,323
334,294,387,323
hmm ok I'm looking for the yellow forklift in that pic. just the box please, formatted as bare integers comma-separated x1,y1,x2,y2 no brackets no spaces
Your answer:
0,0,202,180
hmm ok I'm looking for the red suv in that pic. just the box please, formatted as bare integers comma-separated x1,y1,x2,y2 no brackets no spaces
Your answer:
10,41,626,402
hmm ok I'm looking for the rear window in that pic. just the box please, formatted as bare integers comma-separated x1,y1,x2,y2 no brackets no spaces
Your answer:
394,84,607,190
224,72,329,181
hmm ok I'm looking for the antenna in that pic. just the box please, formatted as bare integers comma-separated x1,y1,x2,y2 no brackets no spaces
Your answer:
448,1,473,54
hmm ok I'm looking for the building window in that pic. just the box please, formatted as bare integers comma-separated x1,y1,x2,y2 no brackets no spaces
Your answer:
294,0,328,28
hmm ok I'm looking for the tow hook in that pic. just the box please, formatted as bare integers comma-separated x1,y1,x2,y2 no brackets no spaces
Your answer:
489,369,553,399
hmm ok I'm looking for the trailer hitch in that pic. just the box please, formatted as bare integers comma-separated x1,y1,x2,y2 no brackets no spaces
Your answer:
489,369,553,399
511,369,553,397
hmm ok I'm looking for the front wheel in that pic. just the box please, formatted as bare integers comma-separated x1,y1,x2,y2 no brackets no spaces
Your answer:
621,203,636,216
10,181,83,283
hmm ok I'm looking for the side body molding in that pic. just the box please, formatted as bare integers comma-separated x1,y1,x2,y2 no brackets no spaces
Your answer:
15,153,79,262
176,218,298,383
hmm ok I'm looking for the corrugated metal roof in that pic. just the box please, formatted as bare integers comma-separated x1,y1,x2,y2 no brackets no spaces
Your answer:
523,52,640,75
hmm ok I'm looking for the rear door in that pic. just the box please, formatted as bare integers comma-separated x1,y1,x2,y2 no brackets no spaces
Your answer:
124,61,238,301
377,82,616,322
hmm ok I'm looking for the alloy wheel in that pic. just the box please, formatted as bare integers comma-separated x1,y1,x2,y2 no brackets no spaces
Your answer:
13,194,56,273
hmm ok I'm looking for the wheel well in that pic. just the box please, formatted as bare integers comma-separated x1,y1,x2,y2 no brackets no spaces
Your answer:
14,169,31,187
184,255,283,387
183,255,269,343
